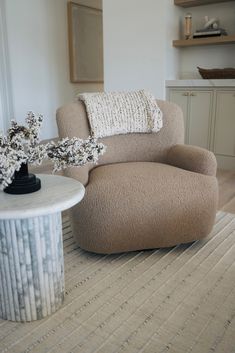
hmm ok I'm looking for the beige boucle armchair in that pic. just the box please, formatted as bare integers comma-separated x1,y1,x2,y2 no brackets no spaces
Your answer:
56,100,218,254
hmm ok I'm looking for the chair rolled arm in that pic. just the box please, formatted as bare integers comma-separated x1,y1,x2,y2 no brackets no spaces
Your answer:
167,144,217,176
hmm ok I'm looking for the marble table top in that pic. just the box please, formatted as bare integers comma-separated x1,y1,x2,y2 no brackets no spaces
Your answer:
0,174,85,219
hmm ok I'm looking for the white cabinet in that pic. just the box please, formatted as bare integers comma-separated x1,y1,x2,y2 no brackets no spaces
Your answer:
168,89,213,149
189,91,213,149
214,91,235,157
167,84,235,170
168,90,188,140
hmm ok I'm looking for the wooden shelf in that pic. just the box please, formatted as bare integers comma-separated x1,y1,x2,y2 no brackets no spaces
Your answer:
174,0,235,7
173,35,235,47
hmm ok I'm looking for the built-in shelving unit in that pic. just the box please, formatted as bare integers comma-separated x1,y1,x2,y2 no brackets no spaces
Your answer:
174,0,235,7
173,0,235,47
173,34,235,47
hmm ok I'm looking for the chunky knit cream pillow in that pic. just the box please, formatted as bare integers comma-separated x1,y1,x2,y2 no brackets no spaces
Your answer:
78,90,163,138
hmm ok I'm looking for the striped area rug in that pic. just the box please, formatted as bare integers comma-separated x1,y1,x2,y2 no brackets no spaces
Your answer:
0,211,235,353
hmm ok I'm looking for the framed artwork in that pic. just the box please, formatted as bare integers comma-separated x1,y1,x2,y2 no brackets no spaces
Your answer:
67,2,104,83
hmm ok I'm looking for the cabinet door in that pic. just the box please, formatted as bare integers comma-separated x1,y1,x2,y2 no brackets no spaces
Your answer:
188,91,213,149
169,89,189,143
214,91,235,157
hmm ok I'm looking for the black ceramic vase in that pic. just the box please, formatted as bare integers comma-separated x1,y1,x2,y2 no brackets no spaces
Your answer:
4,163,41,195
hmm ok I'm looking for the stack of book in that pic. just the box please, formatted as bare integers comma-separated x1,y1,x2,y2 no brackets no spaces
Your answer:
193,28,227,38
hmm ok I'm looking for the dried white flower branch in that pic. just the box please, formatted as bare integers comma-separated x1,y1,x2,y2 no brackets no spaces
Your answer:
0,112,106,190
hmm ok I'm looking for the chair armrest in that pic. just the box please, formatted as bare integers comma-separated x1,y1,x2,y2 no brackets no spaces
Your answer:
167,144,217,176
62,165,90,186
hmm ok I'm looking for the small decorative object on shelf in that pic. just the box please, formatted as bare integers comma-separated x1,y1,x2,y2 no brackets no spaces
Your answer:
193,16,227,38
184,13,192,39
197,66,235,79
0,112,106,194
204,16,219,29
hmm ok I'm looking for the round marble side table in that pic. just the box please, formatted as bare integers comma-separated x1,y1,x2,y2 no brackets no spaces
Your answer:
0,174,85,322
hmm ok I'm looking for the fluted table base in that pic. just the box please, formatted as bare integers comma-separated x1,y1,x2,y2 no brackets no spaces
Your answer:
0,213,64,322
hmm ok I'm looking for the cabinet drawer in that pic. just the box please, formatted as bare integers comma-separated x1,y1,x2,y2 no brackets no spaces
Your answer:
168,89,212,148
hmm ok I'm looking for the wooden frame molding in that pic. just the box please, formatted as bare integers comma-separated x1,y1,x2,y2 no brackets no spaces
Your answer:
173,35,235,47
174,0,235,7
67,1,104,84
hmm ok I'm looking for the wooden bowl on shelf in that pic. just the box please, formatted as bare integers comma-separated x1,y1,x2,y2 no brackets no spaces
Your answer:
197,67,235,79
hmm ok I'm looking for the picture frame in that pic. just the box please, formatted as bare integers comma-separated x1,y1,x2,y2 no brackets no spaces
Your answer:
67,2,104,83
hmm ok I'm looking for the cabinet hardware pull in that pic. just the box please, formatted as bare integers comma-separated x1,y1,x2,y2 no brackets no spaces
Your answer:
191,93,196,96
182,92,188,96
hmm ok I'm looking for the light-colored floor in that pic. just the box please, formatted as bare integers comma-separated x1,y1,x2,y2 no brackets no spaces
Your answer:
30,162,235,214
1,211,235,353
217,169,235,214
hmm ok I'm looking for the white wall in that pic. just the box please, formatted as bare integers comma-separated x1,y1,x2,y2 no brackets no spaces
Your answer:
103,0,180,99
177,2,235,78
0,0,13,133
165,1,181,80
4,0,234,139
103,1,235,87
5,0,103,139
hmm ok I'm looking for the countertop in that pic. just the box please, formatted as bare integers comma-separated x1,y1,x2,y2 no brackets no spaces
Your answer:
165,79,235,87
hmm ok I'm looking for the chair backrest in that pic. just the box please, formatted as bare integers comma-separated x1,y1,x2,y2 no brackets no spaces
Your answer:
56,99,184,184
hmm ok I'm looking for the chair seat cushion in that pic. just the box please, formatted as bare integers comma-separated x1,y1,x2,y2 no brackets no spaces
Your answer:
71,162,218,253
